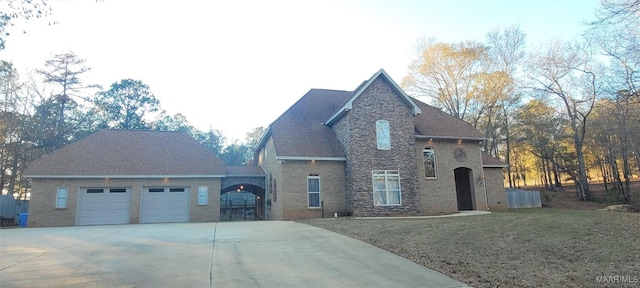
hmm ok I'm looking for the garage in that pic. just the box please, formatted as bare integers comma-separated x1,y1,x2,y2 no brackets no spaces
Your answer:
140,187,190,223
77,188,131,225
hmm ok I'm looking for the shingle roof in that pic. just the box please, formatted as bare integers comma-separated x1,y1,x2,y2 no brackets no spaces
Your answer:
482,153,508,168
269,89,352,158
413,100,485,140
264,70,487,159
226,166,266,176
24,130,226,177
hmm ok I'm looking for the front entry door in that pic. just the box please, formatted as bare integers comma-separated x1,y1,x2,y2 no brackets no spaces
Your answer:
454,167,474,211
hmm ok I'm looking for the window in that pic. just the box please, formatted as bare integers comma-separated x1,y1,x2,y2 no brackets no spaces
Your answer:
148,188,164,192
372,170,401,206
110,188,127,193
307,174,320,208
375,120,391,150
423,148,437,179
198,186,208,205
56,188,68,208
86,188,104,193
169,188,185,192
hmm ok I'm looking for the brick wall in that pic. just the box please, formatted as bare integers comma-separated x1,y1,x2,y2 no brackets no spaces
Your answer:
280,160,346,220
29,177,221,227
332,77,420,216
415,139,486,213
483,167,508,210
259,138,283,220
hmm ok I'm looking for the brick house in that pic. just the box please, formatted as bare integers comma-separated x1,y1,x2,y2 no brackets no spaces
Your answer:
256,69,507,219
24,69,506,226
24,130,227,226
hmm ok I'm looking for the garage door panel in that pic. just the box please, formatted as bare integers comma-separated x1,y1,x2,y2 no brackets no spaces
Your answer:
141,187,189,223
77,188,131,226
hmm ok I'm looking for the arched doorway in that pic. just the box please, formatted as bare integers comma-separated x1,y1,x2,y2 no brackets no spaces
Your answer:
220,183,265,221
454,167,475,211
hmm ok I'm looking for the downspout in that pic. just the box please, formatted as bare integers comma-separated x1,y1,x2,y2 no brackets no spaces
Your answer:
482,169,490,211
480,145,490,211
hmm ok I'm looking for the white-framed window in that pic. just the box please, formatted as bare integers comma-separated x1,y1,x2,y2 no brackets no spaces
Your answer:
423,147,437,179
198,186,208,205
372,170,401,206
56,187,68,208
375,120,391,150
307,174,321,208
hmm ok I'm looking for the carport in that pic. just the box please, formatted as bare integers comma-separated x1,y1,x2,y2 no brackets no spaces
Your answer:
221,166,266,221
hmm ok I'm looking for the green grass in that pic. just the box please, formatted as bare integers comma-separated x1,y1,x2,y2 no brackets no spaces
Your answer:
299,209,640,288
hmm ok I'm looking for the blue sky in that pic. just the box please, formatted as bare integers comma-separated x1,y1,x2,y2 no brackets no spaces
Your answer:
2,0,600,142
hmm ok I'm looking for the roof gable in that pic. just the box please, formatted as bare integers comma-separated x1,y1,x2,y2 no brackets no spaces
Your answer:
258,69,486,158
264,89,351,158
324,69,422,125
25,130,226,178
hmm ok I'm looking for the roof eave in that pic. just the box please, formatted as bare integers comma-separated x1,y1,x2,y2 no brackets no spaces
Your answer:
25,174,227,179
483,164,509,168
275,156,347,161
226,174,267,177
324,108,350,126
416,135,487,141
255,126,272,150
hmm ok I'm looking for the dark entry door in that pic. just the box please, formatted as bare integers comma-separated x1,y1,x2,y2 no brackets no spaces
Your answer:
454,167,474,211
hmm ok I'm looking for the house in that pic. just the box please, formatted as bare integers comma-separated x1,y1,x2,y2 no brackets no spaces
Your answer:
24,69,507,227
24,130,227,226
255,69,507,219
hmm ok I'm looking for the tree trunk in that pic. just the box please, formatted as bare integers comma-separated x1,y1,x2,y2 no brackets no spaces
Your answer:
505,119,513,188
545,157,554,191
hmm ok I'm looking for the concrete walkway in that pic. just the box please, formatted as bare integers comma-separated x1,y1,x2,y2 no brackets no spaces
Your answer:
353,210,491,219
1,221,469,288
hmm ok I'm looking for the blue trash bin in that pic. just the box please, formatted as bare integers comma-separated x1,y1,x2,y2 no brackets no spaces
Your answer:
19,213,28,227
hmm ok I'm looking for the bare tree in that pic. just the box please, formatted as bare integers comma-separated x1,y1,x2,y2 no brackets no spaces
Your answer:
402,38,487,120
486,25,527,188
527,40,598,201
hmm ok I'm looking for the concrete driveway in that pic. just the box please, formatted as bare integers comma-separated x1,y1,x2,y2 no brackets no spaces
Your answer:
1,221,468,288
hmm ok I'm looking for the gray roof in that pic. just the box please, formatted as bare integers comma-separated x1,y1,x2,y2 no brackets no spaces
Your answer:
413,101,485,140
264,70,487,159
482,153,508,168
226,166,266,176
24,130,226,178
269,89,352,158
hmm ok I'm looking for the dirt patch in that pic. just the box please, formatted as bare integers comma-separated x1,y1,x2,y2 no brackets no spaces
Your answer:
599,204,640,213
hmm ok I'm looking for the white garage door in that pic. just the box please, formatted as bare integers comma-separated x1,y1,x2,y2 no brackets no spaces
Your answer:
140,187,190,223
77,188,131,226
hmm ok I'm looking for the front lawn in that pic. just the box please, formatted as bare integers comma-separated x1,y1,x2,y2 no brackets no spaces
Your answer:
299,209,640,288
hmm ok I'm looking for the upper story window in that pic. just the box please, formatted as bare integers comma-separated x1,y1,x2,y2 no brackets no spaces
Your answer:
423,147,437,179
376,120,391,150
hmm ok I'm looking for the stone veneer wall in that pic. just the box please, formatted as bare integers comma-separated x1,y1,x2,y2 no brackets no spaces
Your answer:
29,177,221,227
331,112,353,214
332,77,420,216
